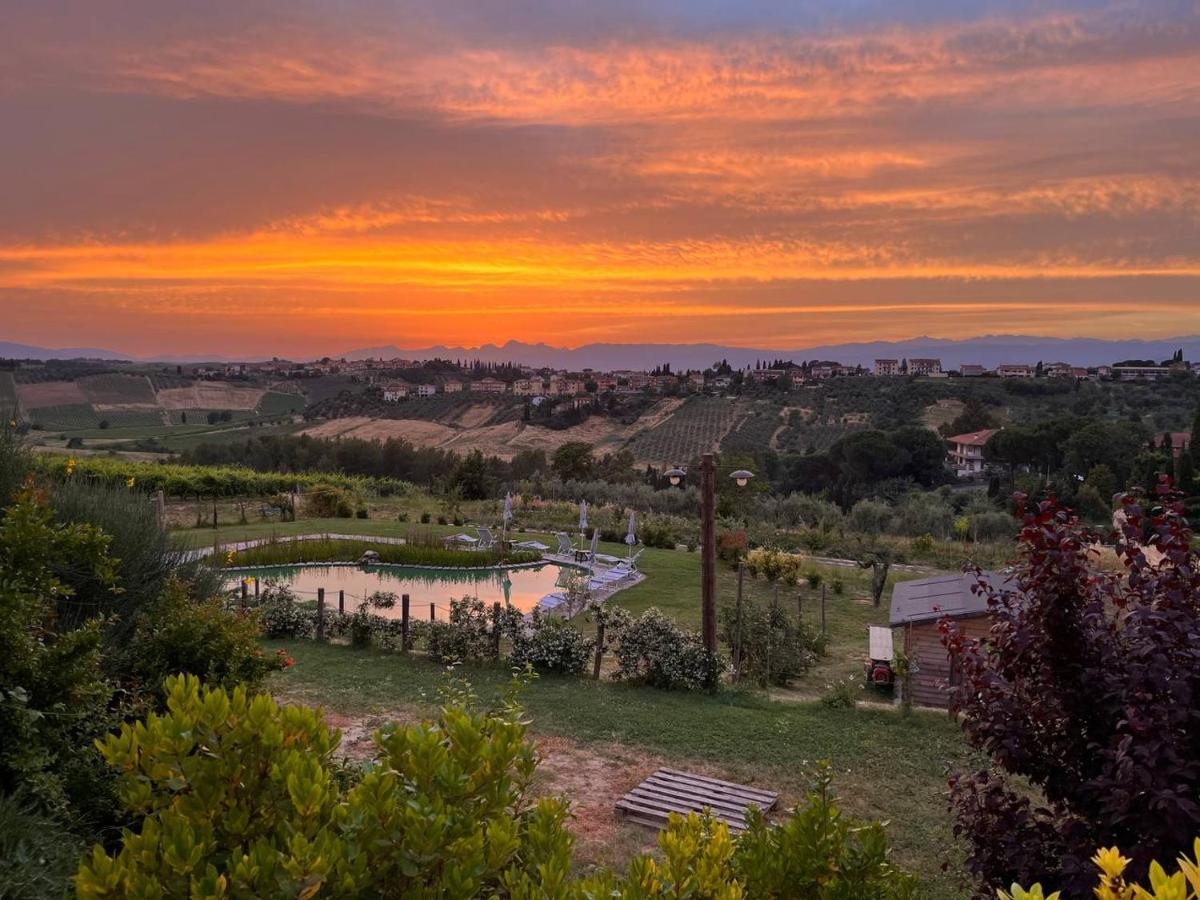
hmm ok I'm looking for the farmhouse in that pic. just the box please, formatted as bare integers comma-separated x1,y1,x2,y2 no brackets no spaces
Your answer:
471,377,507,394
442,379,463,393
381,382,409,402
908,358,942,376
997,364,1033,378
889,571,1016,709
1112,365,1170,381
959,364,987,377
874,359,899,376
413,384,436,398
946,428,998,478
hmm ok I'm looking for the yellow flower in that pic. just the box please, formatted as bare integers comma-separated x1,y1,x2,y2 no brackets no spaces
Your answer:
1178,839,1200,894
998,884,1061,900
126,476,136,489
65,457,76,476
1095,847,1132,881
225,549,236,565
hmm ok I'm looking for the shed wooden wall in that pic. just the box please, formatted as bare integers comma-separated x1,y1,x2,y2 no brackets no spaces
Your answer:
901,616,991,709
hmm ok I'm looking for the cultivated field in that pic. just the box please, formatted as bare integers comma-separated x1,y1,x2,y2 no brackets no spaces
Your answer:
157,383,266,410
15,380,89,408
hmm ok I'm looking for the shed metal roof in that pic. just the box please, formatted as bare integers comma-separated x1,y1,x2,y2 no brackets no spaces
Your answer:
889,571,1016,626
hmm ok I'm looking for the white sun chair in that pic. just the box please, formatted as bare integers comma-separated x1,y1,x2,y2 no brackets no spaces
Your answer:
475,526,495,551
554,532,575,556
512,539,549,552
443,533,479,548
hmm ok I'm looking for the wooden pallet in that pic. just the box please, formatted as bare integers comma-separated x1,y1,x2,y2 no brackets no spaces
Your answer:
615,767,778,833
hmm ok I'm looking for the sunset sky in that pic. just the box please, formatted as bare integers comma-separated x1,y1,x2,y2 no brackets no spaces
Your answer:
2,1,1198,358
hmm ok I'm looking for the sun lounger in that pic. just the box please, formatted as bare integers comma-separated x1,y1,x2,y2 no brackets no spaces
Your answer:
512,540,549,552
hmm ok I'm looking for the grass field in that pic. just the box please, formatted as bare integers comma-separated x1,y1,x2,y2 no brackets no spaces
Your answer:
267,640,974,898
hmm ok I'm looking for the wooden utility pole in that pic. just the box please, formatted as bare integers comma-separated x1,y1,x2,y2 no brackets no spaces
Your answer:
734,562,745,681
316,588,326,641
338,589,345,615
700,452,717,653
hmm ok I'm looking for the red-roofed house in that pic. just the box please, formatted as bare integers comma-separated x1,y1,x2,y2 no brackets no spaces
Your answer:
947,428,999,477
1156,432,1192,458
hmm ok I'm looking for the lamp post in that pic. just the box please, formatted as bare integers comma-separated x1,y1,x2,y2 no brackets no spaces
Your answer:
665,454,754,654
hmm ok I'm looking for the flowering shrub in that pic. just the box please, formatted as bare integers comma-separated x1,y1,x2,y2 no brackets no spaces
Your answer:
256,583,314,639
1001,839,1200,900
424,596,521,663
614,608,726,691
510,612,593,675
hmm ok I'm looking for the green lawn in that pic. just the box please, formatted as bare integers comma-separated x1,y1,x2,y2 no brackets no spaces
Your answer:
267,640,974,898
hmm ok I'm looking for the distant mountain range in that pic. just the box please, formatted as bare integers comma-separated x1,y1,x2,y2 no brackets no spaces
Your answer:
5,335,1200,370
340,336,1200,370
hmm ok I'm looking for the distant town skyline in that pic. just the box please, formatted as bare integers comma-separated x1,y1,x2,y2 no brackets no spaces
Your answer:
2,1,1197,356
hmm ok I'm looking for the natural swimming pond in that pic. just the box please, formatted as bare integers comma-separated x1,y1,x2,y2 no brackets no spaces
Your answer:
226,562,577,615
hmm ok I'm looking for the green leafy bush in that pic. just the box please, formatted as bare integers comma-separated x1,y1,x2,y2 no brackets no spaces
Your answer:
614,608,726,691
127,576,283,693
225,537,540,569
720,600,823,687
347,591,396,649
425,596,500,663
0,488,119,822
820,676,863,708
76,673,575,898
75,677,918,898
510,612,593,675
0,792,83,900
302,484,357,518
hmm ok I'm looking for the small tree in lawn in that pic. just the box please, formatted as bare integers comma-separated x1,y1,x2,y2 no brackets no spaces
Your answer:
942,480,1200,898
856,545,891,607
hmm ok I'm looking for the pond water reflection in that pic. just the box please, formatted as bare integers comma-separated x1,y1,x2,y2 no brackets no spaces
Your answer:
226,563,576,615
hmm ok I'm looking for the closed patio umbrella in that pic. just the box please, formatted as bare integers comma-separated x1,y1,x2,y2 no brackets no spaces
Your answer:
578,500,588,552
502,492,512,541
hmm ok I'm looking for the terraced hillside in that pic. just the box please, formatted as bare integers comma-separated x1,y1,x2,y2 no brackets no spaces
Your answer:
11,372,304,435
624,397,746,464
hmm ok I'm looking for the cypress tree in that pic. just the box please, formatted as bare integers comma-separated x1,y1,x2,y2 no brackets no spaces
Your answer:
1177,449,1195,493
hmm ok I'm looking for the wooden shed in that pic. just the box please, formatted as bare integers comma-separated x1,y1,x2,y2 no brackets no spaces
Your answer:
888,571,1014,709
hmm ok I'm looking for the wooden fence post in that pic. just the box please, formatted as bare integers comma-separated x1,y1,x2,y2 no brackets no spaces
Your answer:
316,588,326,641
491,602,502,659
338,589,345,615
401,594,411,652
240,580,248,611
767,585,778,689
155,489,166,530
254,578,260,600
821,585,827,636
430,602,436,622
593,619,606,679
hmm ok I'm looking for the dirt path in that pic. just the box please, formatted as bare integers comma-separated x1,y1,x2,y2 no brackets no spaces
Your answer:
282,699,789,869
